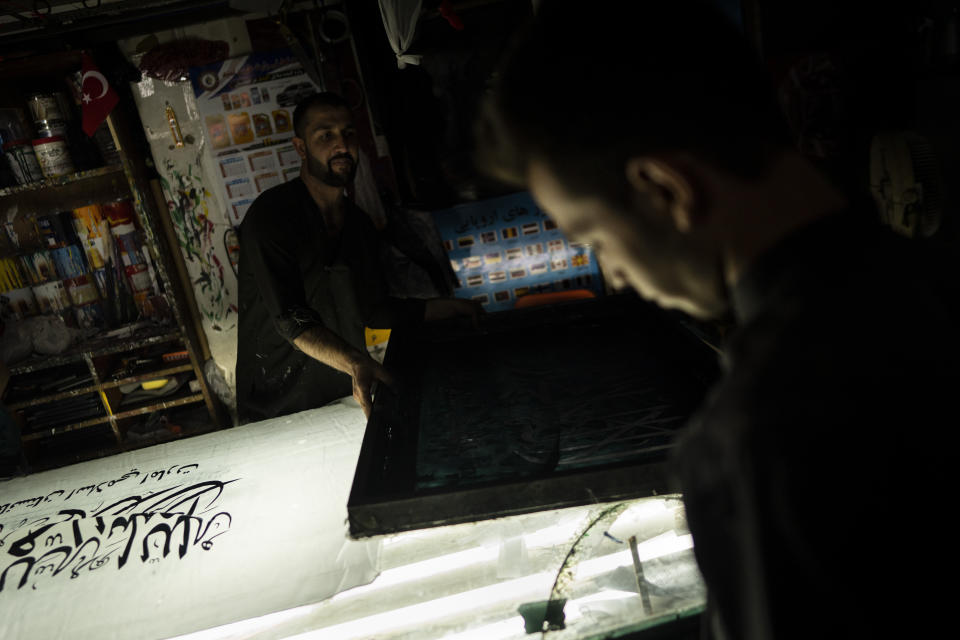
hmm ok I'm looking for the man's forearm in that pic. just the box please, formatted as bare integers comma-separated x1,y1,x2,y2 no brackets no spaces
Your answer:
293,326,367,376
292,325,393,417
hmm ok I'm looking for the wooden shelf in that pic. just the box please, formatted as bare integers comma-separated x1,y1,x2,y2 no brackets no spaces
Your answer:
0,164,124,197
0,164,130,219
7,363,194,410
113,392,206,421
9,323,182,375
0,50,82,80
5,50,229,469
21,414,110,442
18,385,205,444
7,384,99,411
102,363,194,389
26,402,218,473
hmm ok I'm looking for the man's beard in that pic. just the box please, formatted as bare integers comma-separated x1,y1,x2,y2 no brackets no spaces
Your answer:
306,151,356,187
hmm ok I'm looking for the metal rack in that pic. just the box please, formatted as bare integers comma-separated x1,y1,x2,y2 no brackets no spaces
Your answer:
0,49,228,466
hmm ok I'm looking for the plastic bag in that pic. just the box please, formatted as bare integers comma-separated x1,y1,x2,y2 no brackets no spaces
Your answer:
30,315,80,355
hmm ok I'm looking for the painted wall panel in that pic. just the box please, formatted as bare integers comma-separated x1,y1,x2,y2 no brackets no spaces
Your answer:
132,78,239,386
120,20,255,402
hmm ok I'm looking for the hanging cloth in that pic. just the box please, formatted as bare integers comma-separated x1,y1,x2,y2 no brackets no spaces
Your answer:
378,0,424,69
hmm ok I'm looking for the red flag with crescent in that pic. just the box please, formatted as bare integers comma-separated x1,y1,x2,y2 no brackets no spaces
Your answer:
80,53,119,136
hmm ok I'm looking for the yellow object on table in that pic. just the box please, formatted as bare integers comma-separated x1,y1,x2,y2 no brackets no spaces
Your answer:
141,378,169,391
365,328,391,363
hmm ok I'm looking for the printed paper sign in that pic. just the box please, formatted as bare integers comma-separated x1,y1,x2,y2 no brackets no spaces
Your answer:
189,50,323,224
432,192,604,312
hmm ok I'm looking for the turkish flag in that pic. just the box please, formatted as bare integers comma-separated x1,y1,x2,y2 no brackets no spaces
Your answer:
80,53,119,136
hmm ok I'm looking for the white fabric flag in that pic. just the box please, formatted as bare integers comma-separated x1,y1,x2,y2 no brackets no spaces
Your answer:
0,401,379,640
378,0,424,68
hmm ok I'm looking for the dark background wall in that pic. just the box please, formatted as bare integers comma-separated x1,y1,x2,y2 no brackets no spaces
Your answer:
751,0,960,247
3,0,957,247
346,0,532,210
346,0,960,250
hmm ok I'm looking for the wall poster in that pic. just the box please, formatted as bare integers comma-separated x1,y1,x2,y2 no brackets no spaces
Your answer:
189,50,322,225
432,192,604,312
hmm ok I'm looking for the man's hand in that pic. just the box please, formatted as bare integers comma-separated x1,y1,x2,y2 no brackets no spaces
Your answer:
350,357,396,418
424,297,485,328
294,326,396,418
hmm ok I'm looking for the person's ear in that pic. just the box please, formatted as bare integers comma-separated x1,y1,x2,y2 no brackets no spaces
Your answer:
292,136,307,161
625,157,698,232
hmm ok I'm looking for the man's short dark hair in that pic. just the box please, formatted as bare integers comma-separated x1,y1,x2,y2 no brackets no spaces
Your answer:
293,92,352,139
477,0,791,205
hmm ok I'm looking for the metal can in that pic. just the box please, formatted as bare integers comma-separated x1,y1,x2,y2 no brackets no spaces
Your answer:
35,118,68,138
26,92,66,123
32,135,75,178
2,138,44,184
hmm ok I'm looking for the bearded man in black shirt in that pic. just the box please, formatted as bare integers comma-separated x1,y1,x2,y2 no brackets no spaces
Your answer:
480,2,959,638
236,93,474,423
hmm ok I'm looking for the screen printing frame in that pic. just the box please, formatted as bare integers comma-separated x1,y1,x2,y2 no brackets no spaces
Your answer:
347,294,720,538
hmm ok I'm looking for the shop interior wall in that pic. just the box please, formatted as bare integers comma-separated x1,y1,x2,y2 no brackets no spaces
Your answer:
113,0,960,414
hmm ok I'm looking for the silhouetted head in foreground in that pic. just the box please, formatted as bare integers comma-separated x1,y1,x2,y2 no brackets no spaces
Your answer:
478,1,841,319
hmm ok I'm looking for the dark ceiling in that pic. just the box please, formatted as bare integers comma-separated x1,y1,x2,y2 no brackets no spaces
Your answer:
0,0,279,53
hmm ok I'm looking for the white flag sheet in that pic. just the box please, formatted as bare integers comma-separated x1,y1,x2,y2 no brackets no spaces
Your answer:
0,401,379,640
